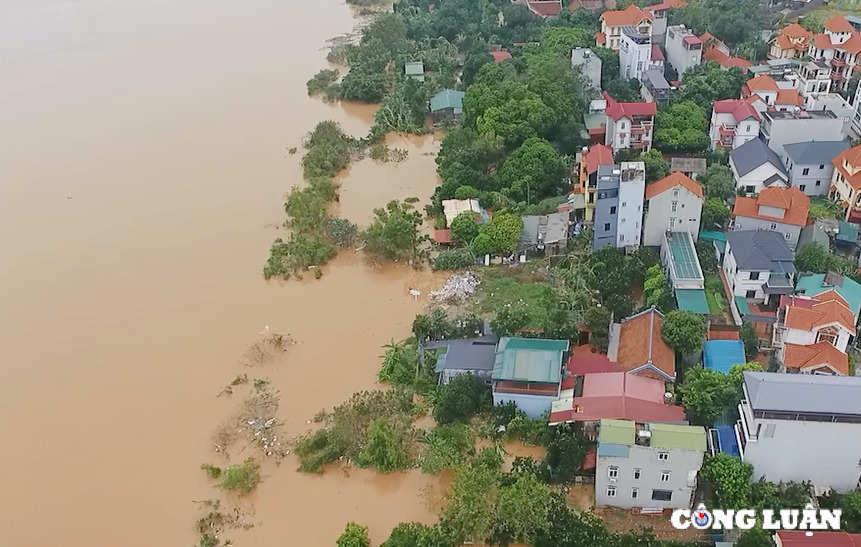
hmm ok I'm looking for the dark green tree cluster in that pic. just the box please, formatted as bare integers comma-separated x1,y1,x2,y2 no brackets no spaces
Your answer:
643,265,674,313
679,362,762,426
654,101,709,153
661,309,706,355
677,62,749,111
673,0,765,47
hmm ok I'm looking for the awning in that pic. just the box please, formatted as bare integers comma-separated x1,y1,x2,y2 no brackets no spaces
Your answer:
734,296,752,315
837,220,859,244
676,289,710,314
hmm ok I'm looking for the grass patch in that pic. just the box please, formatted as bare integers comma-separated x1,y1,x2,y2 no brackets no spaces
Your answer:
474,268,555,327
809,197,844,220
704,274,728,314
218,458,262,494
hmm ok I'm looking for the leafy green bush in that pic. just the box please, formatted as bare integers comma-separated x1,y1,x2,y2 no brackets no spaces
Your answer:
301,121,355,179
324,217,359,248
263,233,337,279
432,248,475,270
337,522,370,547
200,463,222,479
363,199,427,262
217,458,261,494
504,412,553,447
421,422,475,474
432,373,491,425
306,69,339,96
356,418,414,473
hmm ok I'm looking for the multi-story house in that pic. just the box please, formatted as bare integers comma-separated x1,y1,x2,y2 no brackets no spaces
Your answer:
806,15,861,93
571,47,602,92
723,230,796,305
796,60,832,96
597,5,653,52
665,25,703,76
830,144,861,224
619,26,653,81
642,172,703,245
709,99,760,150
592,162,645,251
735,371,861,491
491,337,569,418
742,74,804,111
743,74,781,106
796,272,861,320
595,419,705,510
783,141,849,197
603,92,656,152
760,108,847,160
852,78,861,137
772,291,855,370
645,3,669,45
731,186,810,251
769,22,813,60
578,143,614,223
729,138,788,195
640,69,671,106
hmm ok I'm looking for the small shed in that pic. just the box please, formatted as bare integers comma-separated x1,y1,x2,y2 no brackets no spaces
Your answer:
703,340,746,374
429,89,466,123
426,337,498,385
404,61,425,82
670,157,707,180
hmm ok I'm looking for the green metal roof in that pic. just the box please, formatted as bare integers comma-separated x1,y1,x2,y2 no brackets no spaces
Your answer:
676,288,710,314
598,419,634,445
796,273,861,319
649,423,707,451
492,337,568,383
734,296,752,315
699,231,726,242
429,89,465,112
838,220,859,244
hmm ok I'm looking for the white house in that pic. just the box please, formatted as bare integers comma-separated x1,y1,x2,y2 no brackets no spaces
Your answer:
595,419,705,510
830,144,861,224
783,141,850,197
598,5,653,52
723,230,795,304
729,138,789,195
769,22,813,60
806,15,861,93
642,172,703,246
619,25,654,81
709,99,760,150
664,25,703,76
772,291,855,373
736,372,861,491
731,186,810,251
604,92,656,153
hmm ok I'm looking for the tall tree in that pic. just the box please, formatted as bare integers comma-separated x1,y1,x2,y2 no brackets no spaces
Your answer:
642,149,670,183
698,164,736,200
654,101,710,153
497,137,567,203
661,310,706,355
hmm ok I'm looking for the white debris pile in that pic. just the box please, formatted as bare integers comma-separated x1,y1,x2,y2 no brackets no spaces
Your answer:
429,272,479,303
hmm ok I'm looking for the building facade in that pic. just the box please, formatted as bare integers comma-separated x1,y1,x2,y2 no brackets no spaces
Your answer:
665,25,703,76
829,144,861,223
731,187,810,251
760,109,847,161
578,143,615,223
599,5,653,52
593,162,645,250
723,230,796,304
729,138,788,195
603,92,656,153
709,99,761,150
642,172,703,246
619,25,653,81
783,141,849,197
806,15,861,93
640,69,670,106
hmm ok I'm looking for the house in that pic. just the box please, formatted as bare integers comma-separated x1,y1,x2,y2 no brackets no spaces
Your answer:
782,341,850,376
429,89,466,123
593,162,646,251
640,68,670,106
490,50,512,63
806,15,861,93
519,212,569,257
571,48,602,91
661,231,709,314
491,337,569,418
736,371,861,491
796,60,833,97
709,99,760,150
643,171,703,246
703,340,746,374
518,0,563,18
731,186,810,250
424,337,498,385
607,308,676,383
769,22,813,60
594,419,705,510
799,218,835,249
761,109,847,161
644,2,669,45
619,25,654,81
669,157,707,180
830,144,861,223
603,92,656,152
742,74,781,108
701,32,752,70
665,25,702,76
729,138,788,194
783,141,849,197
598,5,653,52
774,531,861,546
441,198,488,228
723,230,796,304
404,61,425,82
578,143,615,222
773,291,855,357
548,371,685,425
796,272,861,320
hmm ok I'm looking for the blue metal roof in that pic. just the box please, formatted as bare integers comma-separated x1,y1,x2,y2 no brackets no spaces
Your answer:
703,340,746,374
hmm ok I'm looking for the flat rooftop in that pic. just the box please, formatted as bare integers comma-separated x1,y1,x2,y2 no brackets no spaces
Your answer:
667,231,703,281
744,371,861,416
764,109,837,120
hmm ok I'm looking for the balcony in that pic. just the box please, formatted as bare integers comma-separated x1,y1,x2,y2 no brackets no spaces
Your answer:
719,124,736,136
631,140,649,149
831,57,848,68
631,125,645,135
831,71,847,82
764,273,794,295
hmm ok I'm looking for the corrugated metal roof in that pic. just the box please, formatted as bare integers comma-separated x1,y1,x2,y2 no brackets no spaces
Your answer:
676,288,710,314
491,337,568,383
598,418,634,444
429,89,465,112
649,423,707,451
704,340,746,374
744,371,861,415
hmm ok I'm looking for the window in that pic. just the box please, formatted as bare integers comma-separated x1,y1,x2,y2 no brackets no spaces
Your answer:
607,486,617,497
620,122,627,130
672,189,679,197
800,184,806,192
785,232,791,240
621,217,626,223
746,124,751,132
769,222,777,230
658,452,669,461
634,468,641,479
746,290,757,298
610,206,617,215
803,168,810,175
816,180,822,186
608,466,619,479
660,471,671,482
669,218,676,228
604,223,611,232
749,271,760,280
621,201,627,207
745,185,755,194
820,164,825,170
652,489,673,502
632,488,639,499
671,201,678,212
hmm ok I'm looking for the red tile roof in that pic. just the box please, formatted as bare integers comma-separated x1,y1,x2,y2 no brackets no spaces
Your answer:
783,342,850,375
549,372,684,424
841,32,861,55
825,15,854,33
615,308,675,380
712,99,760,122
731,187,810,228
775,531,861,547
645,171,703,199
682,35,702,46
645,2,670,11
433,229,453,244
582,449,597,470
651,43,665,61
775,88,803,107
703,43,752,68
490,50,512,63
603,91,657,121
784,296,856,333
745,74,780,92
526,0,563,17
781,22,813,39
708,330,740,340
833,145,861,191
812,33,834,50
600,4,653,27
566,350,620,376
585,143,614,175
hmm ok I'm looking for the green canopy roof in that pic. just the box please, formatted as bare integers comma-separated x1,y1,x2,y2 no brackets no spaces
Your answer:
676,289,709,314
650,423,706,451
492,337,568,383
837,221,859,244
429,89,465,112
734,296,752,315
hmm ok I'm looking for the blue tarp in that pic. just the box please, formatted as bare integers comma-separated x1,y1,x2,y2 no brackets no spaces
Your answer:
703,340,746,374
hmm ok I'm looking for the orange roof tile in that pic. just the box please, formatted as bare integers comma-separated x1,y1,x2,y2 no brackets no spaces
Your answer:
615,309,675,380
704,46,752,68
783,342,849,375
775,88,803,106
645,171,703,199
825,15,854,33
773,34,794,51
746,74,779,92
832,145,861,191
840,32,861,55
784,298,856,333
490,50,512,62
814,289,850,309
732,187,809,227
601,4,653,27
584,143,614,175
781,23,813,39
812,33,834,50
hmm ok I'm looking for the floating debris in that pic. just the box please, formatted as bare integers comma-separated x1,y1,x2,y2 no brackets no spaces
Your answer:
429,272,479,304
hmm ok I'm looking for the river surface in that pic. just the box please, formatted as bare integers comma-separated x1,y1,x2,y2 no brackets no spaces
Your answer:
0,0,448,545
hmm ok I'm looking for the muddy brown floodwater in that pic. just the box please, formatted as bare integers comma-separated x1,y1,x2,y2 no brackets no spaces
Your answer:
0,1,449,545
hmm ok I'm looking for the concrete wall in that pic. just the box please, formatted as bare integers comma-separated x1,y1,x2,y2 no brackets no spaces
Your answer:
492,392,555,418
786,160,834,197
620,35,652,82
595,444,703,510
731,216,801,250
739,401,861,491
617,180,645,248
593,190,619,250
723,244,769,301
665,27,702,76
643,186,703,247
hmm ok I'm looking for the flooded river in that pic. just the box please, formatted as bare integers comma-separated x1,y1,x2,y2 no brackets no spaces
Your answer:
0,0,446,545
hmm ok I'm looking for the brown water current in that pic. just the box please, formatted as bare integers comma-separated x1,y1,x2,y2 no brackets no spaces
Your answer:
0,0,448,545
